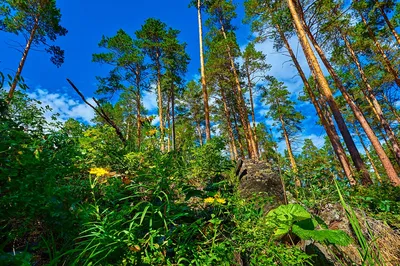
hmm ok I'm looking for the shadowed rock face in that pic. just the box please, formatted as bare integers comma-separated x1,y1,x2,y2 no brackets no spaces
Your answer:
236,159,285,212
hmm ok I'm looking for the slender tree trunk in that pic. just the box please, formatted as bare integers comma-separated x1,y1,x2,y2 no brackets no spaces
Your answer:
220,22,258,159
220,83,238,160
7,16,39,103
286,0,373,185
126,120,130,141
377,127,400,168
197,0,211,141
167,94,171,152
172,85,176,151
342,33,400,164
275,24,355,184
300,10,398,185
233,112,245,158
354,125,382,183
246,64,260,157
197,121,203,146
136,72,142,150
279,114,300,187
324,108,356,184
382,93,400,123
348,67,400,167
229,141,235,161
156,55,165,152
358,10,400,87
377,3,400,46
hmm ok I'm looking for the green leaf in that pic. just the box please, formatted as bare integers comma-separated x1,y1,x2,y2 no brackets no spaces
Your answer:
292,223,352,246
266,204,311,238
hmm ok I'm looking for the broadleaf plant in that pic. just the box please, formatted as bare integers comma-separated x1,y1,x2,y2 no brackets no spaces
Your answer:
266,204,352,246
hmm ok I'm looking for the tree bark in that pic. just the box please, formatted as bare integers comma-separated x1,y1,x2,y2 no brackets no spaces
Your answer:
197,0,212,141
8,16,39,103
286,0,373,185
275,24,355,184
300,9,398,185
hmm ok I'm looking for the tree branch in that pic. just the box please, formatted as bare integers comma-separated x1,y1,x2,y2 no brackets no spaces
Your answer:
66,78,126,144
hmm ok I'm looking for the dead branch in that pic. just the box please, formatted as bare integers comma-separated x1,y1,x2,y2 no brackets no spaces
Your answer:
66,78,126,144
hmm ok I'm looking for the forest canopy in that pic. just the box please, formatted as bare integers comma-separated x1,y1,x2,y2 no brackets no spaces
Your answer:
1,0,400,265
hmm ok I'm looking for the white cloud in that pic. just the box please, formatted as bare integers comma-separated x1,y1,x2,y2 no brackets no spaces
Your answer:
142,90,158,112
301,133,326,149
151,115,160,126
27,87,95,124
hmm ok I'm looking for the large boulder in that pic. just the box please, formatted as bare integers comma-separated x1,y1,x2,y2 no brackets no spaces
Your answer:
236,159,285,211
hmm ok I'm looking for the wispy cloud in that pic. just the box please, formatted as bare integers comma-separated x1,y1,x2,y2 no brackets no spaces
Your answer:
142,90,158,113
27,87,95,124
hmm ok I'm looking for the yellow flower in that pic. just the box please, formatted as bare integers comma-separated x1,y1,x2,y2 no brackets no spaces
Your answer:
89,167,109,177
146,129,158,136
216,198,226,204
204,197,215,204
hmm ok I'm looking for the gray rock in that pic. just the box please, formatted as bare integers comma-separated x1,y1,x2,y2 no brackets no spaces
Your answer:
237,159,286,212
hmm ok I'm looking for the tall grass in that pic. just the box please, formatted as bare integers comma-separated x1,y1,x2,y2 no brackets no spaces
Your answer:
334,180,385,266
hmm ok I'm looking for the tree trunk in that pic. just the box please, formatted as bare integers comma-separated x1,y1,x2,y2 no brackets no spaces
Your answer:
156,54,165,152
377,3,400,46
8,16,39,103
382,93,400,123
286,0,373,185
275,24,355,184
167,92,171,152
220,82,238,160
197,0,211,141
358,10,400,87
172,85,176,151
354,125,382,183
136,71,142,150
342,33,400,165
246,64,260,157
300,10,399,185
197,121,203,146
279,114,300,187
233,112,246,158
220,22,258,159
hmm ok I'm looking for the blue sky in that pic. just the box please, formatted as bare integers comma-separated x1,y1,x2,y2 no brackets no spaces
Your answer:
0,0,325,152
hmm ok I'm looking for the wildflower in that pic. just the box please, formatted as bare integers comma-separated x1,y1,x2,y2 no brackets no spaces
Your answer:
216,198,226,204
89,167,109,177
146,129,158,136
204,197,215,204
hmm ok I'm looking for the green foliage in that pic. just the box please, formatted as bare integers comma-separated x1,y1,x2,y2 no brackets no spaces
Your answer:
266,204,352,246
0,0,67,66
335,181,385,265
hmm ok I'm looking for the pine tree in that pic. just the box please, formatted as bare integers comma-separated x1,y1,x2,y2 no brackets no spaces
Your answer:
0,0,67,103
262,78,303,186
